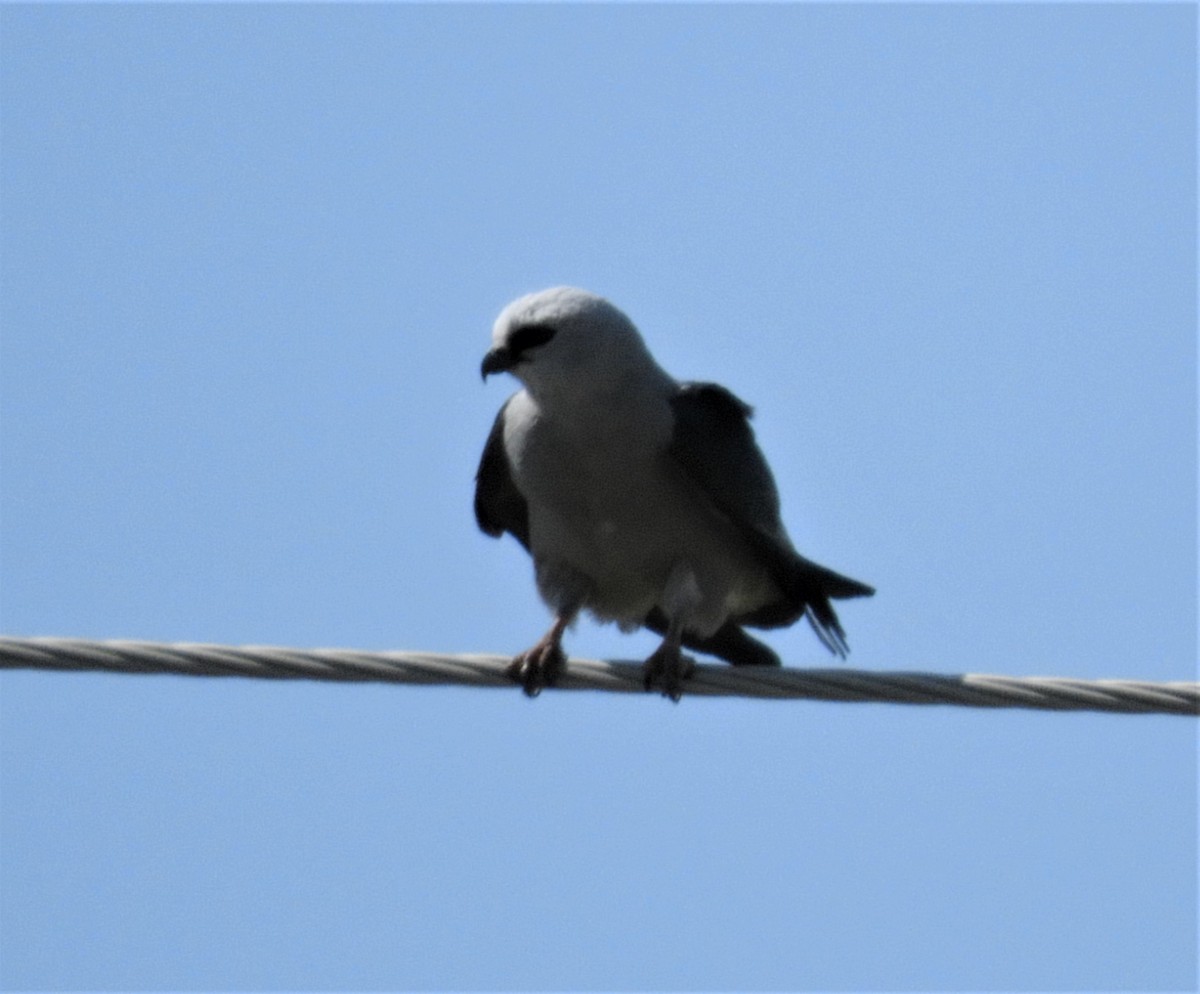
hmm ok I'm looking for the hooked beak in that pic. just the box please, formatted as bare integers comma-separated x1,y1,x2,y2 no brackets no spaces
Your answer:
480,347,516,381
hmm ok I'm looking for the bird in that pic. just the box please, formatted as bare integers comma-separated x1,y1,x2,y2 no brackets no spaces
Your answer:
475,287,873,700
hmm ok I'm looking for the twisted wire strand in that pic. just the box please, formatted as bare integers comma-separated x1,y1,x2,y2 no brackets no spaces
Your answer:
2,637,1196,714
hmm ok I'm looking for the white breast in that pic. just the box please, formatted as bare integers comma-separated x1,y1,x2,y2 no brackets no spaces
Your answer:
503,389,778,634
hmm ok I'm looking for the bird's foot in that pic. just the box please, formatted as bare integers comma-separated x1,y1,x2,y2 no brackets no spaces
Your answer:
642,641,695,702
506,637,566,698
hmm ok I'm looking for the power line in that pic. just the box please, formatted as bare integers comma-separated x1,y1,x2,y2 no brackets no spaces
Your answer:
1,637,1196,714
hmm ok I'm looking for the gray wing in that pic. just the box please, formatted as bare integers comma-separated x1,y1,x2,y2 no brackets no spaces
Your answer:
474,398,531,552
667,382,873,656
668,382,785,544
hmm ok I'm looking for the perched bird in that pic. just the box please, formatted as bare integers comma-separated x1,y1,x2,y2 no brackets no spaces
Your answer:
475,287,873,699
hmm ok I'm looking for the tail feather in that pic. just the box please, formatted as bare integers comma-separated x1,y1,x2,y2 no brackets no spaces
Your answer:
798,555,875,601
795,557,873,659
805,598,851,658
647,551,874,663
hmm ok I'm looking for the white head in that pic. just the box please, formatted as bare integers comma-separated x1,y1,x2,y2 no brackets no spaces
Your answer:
481,287,666,403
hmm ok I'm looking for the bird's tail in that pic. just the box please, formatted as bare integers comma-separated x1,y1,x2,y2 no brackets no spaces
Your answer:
794,557,874,659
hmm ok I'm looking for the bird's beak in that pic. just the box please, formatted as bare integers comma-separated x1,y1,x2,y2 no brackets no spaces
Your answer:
480,347,516,381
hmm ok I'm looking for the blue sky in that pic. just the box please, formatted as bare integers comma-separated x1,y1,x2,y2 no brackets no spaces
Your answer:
1,4,1196,991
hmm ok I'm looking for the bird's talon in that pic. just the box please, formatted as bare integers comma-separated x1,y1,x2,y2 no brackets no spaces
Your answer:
642,645,694,701
661,656,695,702
507,641,565,698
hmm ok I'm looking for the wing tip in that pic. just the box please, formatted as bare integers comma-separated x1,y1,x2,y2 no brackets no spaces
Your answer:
835,578,875,600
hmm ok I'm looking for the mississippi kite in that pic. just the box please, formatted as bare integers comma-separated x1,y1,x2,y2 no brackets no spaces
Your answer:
475,287,873,699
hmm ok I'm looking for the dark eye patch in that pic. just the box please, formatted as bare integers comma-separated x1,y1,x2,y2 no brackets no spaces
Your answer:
508,323,557,358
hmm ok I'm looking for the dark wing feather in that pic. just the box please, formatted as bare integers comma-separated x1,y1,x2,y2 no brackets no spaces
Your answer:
474,399,530,551
668,383,783,542
666,382,873,657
